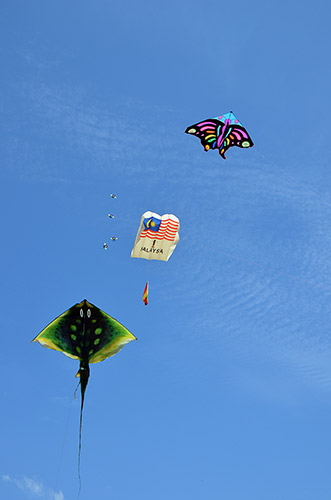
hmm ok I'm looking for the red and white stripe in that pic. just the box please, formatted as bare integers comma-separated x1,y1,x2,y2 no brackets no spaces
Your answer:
140,218,179,242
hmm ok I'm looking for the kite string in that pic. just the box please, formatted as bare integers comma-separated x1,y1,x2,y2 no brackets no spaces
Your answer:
74,379,80,401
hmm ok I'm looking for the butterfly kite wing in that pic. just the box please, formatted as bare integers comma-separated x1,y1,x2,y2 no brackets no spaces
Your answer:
185,118,221,152
218,124,254,159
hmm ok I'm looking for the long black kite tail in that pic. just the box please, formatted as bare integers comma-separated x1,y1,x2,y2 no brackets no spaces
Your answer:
77,362,90,498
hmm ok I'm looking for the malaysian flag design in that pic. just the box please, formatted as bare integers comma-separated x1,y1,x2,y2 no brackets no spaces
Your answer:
131,211,180,261
143,216,161,232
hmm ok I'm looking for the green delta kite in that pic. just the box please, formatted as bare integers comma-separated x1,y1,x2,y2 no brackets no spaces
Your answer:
32,299,136,474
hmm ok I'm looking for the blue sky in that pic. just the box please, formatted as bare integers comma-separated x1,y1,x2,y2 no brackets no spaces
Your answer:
1,1,331,499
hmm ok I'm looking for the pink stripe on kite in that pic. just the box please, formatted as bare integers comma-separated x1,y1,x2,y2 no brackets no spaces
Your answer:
216,119,231,149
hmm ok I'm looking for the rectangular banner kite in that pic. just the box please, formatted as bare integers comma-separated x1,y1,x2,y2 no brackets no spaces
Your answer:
131,211,180,261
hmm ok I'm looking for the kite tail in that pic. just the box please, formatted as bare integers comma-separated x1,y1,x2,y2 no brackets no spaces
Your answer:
76,361,90,498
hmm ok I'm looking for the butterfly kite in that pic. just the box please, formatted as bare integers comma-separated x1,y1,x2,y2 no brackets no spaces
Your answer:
185,111,253,159
32,299,136,478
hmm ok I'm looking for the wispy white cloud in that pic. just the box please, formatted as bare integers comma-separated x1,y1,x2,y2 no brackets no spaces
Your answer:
3,76,186,184
2,474,64,500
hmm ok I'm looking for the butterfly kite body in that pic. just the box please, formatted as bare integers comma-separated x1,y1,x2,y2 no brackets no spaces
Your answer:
185,111,253,159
